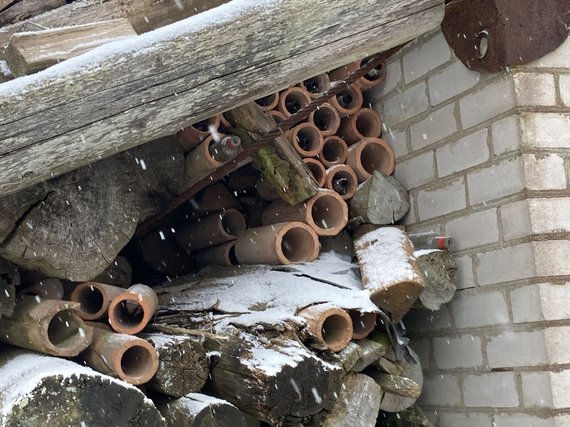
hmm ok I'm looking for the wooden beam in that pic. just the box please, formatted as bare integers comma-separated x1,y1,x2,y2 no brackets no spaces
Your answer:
0,0,444,196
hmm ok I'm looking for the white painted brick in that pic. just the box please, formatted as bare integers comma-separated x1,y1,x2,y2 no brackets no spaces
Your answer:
545,326,570,365
522,371,553,408
529,198,570,234
439,413,493,427
451,291,509,328
412,337,431,370
560,74,570,107
394,151,435,189
405,305,453,333
403,32,451,84
520,113,570,149
400,195,417,226
524,153,567,190
534,240,570,277
410,104,457,151
436,129,490,177
463,372,519,407
419,374,461,407
486,330,548,368
382,127,408,159
492,115,521,156
417,178,466,221
376,59,402,97
433,335,483,369
476,243,536,286
454,255,475,290
495,414,554,427
500,200,531,241
538,282,570,321
555,415,570,427
429,60,481,106
551,370,570,409
445,209,498,250
382,82,429,126
467,157,525,205
460,77,516,130
511,285,543,324
514,73,557,106
526,37,570,68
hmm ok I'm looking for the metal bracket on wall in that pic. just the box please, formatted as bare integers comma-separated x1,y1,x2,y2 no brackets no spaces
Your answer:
441,0,570,72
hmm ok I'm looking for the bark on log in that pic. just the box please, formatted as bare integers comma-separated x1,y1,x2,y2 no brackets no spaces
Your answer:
204,332,342,425
225,103,319,205
0,0,444,196
366,371,421,399
93,256,132,287
322,373,382,427
414,249,457,311
354,227,425,321
0,349,165,426
350,171,410,225
4,19,137,76
142,333,209,398
351,338,387,372
157,393,246,427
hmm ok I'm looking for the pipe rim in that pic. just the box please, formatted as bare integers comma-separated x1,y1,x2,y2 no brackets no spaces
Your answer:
350,138,395,181
71,284,107,320
220,209,247,238
309,103,341,136
279,87,311,116
349,311,377,340
302,74,331,97
275,222,319,264
115,339,159,385
320,136,348,167
255,92,279,111
353,108,383,139
306,191,348,236
108,286,157,335
290,123,324,157
331,85,363,116
302,158,326,187
325,165,358,200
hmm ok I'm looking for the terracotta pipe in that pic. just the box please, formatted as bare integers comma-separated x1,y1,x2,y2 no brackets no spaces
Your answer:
303,158,327,187
107,284,158,335
254,92,280,111
234,222,320,265
300,74,331,98
289,123,324,158
325,164,358,200
308,102,341,136
194,241,238,267
268,110,289,137
329,84,363,117
347,138,396,182
218,113,232,132
337,108,383,144
297,304,353,352
278,87,311,117
176,115,221,152
183,134,225,190
328,59,387,91
82,324,159,385
262,190,348,237
255,176,281,201
319,136,349,168
0,298,93,357
176,208,247,251
348,310,377,340
70,282,126,321
18,278,64,300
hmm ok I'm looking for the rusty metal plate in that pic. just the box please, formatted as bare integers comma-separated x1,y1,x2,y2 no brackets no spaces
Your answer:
442,0,570,72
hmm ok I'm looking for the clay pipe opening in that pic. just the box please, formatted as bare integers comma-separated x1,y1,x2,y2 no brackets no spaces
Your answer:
319,136,348,168
176,115,221,152
349,310,377,340
303,158,326,187
70,282,125,321
255,92,279,111
278,87,311,117
301,74,331,98
309,103,341,136
298,304,353,352
338,108,383,144
234,222,320,265
18,278,64,300
330,84,363,116
325,164,358,200
347,138,396,182
195,241,239,267
357,58,387,90
108,284,158,335
290,123,324,157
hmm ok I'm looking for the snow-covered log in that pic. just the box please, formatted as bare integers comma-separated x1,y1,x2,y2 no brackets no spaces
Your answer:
0,349,165,426
0,0,444,196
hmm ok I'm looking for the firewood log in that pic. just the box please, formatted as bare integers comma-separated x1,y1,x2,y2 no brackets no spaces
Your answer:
93,255,132,287
414,249,457,311
0,0,66,27
0,349,165,426
142,333,209,397
0,257,18,318
156,393,246,427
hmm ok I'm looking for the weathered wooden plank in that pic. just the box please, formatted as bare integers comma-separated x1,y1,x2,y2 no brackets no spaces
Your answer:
0,0,66,28
0,0,444,196
5,18,137,76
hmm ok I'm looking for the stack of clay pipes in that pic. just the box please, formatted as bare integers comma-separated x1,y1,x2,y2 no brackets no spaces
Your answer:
170,59,395,267
0,277,160,386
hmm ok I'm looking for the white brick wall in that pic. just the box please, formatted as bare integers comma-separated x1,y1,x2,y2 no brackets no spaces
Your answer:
444,209,498,251
417,178,466,220
410,103,457,150
491,115,521,155
382,127,408,158
514,73,557,106
419,374,462,406
433,335,483,369
534,240,570,277
520,113,570,148
459,77,516,129
550,370,570,409
463,372,519,407
522,371,554,407
476,243,536,286
394,151,435,189
523,153,567,190
494,415,553,427
439,413,493,427
454,254,475,290
436,128,490,177
560,74,570,106
451,291,509,328
429,60,481,106
486,330,548,368
402,32,451,84
467,157,525,206
382,81,428,125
